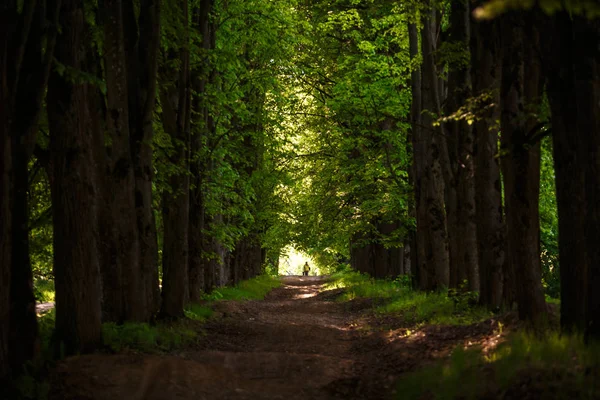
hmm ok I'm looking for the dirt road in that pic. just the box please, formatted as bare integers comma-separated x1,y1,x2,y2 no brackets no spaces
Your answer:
49,276,499,400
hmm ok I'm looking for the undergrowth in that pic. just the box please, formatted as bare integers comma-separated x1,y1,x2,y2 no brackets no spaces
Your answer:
396,332,600,399
326,269,491,325
201,274,281,301
33,279,55,303
15,275,280,398
36,275,280,356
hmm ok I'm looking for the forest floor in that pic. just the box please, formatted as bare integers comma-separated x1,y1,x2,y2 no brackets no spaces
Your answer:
47,276,506,400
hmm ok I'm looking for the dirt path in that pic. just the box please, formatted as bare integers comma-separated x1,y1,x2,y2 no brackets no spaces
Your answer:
49,276,501,400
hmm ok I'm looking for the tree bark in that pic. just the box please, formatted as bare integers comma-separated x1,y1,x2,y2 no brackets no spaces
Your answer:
124,0,162,320
446,0,478,292
421,5,450,290
499,11,546,324
470,3,504,309
48,0,103,353
573,17,600,340
539,12,587,332
189,0,214,301
100,0,144,322
160,0,191,318
408,19,428,290
1,0,60,375
0,36,12,378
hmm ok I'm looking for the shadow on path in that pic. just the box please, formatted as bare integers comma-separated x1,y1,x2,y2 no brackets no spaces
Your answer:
48,276,502,399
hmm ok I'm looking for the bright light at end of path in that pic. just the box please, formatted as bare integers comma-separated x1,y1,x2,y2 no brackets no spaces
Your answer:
279,246,322,276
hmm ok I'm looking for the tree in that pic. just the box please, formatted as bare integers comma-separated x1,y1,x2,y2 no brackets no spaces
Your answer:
445,0,478,292
126,0,162,322
499,10,546,323
540,12,600,337
470,0,505,309
99,0,161,323
160,0,192,318
188,0,214,301
47,0,102,354
418,4,450,290
0,0,60,377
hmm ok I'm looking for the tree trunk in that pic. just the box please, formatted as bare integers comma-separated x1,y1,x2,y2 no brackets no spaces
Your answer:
446,0,478,292
572,18,600,340
408,19,428,290
421,5,450,290
539,12,587,332
48,0,103,353
124,0,162,320
160,0,191,317
499,11,546,324
101,0,143,322
471,1,504,309
1,0,60,374
189,0,214,302
0,51,12,379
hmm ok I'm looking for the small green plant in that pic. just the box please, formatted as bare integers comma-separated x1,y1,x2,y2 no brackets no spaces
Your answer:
184,303,214,321
201,275,281,301
102,321,199,353
38,309,56,361
393,274,413,289
396,332,600,400
326,270,491,326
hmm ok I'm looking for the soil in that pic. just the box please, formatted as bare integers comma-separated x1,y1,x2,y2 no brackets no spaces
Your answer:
47,276,504,400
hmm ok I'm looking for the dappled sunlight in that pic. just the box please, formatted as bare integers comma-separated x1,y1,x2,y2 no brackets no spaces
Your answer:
385,329,427,344
293,292,318,299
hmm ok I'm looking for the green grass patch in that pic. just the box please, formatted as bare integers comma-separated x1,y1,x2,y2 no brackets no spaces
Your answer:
201,274,281,301
36,275,280,355
545,294,560,305
37,309,202,355
184,303,214,321
33,279,55,303
102,320,200,353
325,269,491,326
396,332,600,400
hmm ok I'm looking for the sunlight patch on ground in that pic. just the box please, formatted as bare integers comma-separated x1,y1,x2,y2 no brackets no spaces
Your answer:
293,292,318,299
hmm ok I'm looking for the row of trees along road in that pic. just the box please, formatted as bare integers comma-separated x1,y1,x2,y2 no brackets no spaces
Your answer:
0,0,295,378
1,0,599,381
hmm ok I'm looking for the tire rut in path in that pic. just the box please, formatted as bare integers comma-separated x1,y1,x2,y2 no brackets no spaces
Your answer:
50,276,393,400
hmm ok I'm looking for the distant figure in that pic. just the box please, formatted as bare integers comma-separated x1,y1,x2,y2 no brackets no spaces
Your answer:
302,262,310,276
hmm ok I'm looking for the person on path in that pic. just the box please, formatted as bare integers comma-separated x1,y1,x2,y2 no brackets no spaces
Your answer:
302,262,310,276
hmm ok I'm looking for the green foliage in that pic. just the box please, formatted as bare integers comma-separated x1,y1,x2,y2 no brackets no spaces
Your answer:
201,275,281,301
474,0,600,19
184,303,214,321
33,279,55,303
327,270,491,326
35,277,277,357
38,310,57,362
102,321,199,353
28,156,53,282
539,136,560,299
396,332,600,399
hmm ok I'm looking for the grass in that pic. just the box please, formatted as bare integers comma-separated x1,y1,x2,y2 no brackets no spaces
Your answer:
102,320,201,353
35,275,280,355
184,303,214,321
395,332,600,399
325,269,491,326
33,275,278,360
201,274,282,301
37,309,204,356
